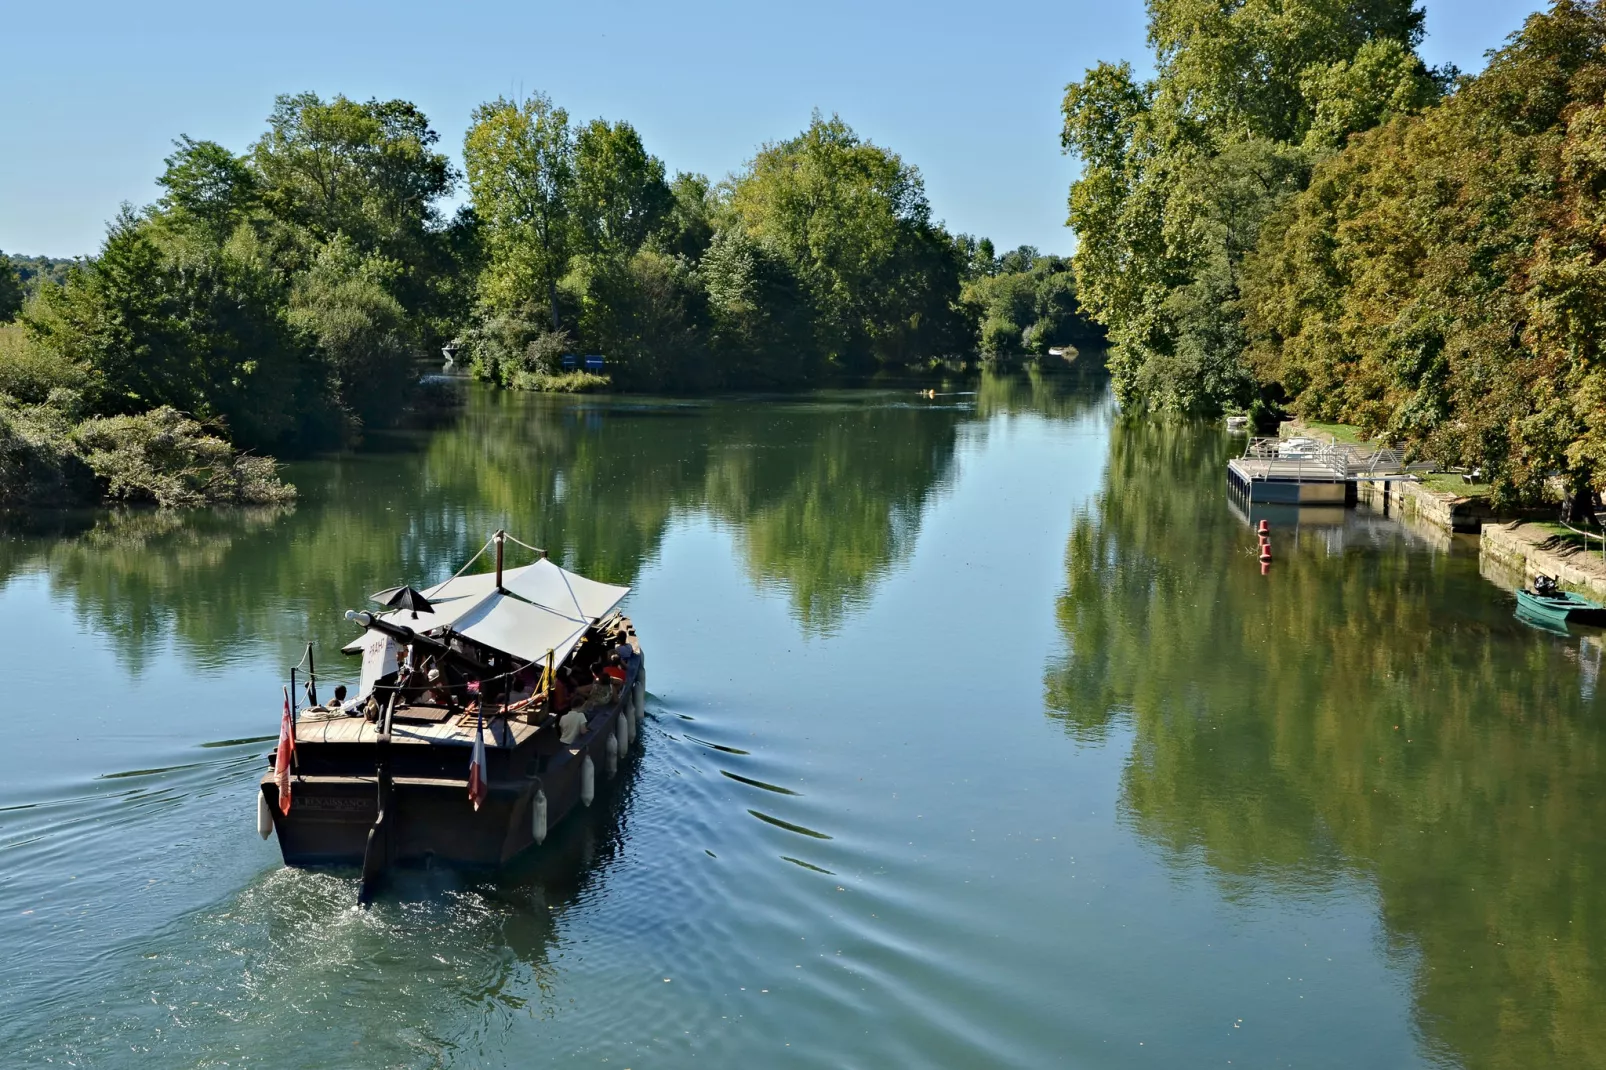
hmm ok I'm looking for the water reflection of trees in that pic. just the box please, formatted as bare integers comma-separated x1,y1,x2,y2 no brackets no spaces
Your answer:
4,370,1104,670
1047,418,1606,1069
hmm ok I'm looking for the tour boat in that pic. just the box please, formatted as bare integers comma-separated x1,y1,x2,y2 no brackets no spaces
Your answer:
1515,577,1606,625
256,531,645,902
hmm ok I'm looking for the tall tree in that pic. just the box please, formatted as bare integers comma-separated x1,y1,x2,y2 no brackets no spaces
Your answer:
288,234,416,429
725,112,962,369
0,253,21,322
572,119,672,255
24,210,322,451
654,171,716,260
1244,0,1606,515
156,137,261,243
1062,0,1439,414
463,92,575,330
252,93,454,256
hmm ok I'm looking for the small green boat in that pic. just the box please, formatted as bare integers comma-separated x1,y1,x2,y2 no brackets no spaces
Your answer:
1516,576,1606,625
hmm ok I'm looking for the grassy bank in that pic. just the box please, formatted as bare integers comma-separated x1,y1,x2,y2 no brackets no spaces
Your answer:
506,370,611,393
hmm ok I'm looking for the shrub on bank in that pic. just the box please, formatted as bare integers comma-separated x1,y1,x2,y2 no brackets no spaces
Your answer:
74,407,295,507
0,395,95,507
507,369,611,393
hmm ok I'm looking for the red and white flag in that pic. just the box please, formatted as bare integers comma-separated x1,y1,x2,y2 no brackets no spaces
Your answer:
275,686,295,815
468,704,488,811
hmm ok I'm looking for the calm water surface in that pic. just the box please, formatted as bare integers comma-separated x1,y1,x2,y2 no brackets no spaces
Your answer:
1,372,1602,1068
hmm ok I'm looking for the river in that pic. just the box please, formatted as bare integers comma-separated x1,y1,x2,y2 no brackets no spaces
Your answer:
0,369,1601,1068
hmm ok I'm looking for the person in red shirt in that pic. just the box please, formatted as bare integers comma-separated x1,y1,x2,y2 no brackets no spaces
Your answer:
602,654,627,686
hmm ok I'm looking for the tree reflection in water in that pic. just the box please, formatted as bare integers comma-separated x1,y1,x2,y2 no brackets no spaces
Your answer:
1047,417,1606,1069
1,370,1102,672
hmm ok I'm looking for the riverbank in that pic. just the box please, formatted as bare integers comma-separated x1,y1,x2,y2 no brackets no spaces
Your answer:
1285,418,1504,535
1480,521,1606,601
1353,476,1498,534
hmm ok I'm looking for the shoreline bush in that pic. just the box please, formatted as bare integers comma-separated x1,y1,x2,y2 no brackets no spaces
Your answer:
74,407,295,507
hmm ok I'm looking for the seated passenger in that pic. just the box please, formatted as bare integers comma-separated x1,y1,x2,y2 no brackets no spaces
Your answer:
602,654,627,685
580,667,616,711
548,669,574,712
424,663,451,707
510,666,538,704
328,684,356,716
558,705,590,744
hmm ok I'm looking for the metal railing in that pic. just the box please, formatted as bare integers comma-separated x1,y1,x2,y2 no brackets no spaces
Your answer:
1243,436,1427,483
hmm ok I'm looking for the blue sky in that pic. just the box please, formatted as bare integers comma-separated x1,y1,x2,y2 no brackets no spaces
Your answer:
3,0,1546,258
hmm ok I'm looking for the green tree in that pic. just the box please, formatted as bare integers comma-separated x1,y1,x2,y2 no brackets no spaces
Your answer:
288,235,416,430
252,93,454,256
23,210,321,452
1243,0,1606,513
572,119,672,255
653,172,716,261
701,227,818,385
0,253,21,322
1062,0,1439,414
960,251,1099,357
725,112,963,370
565,248,710,389
156,137,261,242
464,92,576,331
1146,0,1425,142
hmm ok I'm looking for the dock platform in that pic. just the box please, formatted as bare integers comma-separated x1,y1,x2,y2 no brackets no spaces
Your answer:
1227,457,1349,503
1228,437,1428,504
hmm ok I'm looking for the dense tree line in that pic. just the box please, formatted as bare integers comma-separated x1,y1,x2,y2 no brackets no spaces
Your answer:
1246,0,1606,515
1062,0,1443,417
958,243,1102,358
0,96,1099,508
0,93,472,506
460,102,1096,391
1063,0,1606,513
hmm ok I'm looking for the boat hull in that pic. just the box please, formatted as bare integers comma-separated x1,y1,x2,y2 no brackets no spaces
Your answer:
1516,587,1606,624
262,775,556,869
262,672,642,872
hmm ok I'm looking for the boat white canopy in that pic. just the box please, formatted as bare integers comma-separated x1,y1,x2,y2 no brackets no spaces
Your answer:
343,542,631,670
449,589,591,665
502,558,631,623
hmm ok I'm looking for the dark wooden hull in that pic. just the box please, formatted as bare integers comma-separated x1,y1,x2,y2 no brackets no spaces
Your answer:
261,675,642,872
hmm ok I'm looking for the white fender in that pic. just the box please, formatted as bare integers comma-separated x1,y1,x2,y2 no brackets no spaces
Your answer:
256,791,273,840
617,705,631,757
605,730,619,776
532,789,548,845
632,677,645,730
580,755,595,806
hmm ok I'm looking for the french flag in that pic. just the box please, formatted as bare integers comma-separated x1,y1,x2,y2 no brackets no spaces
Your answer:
275,686,296,815
468,703,488,811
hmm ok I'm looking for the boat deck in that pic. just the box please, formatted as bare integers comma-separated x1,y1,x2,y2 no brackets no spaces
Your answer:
296,705,538,749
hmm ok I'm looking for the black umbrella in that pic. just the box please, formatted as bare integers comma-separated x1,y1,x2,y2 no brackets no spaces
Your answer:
370,585,435,618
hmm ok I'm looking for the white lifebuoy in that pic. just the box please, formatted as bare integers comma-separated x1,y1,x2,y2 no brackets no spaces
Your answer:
532,789,548,845
256,791,273,840
605,730,618,776
580,755,595,806
617,706,631,757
